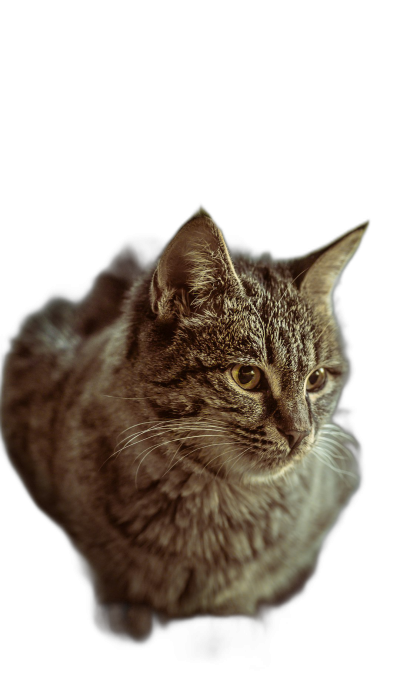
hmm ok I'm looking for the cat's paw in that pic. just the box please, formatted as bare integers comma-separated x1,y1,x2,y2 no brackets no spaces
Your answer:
99,602,153,640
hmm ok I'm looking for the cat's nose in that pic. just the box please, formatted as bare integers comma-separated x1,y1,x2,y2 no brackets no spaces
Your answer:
278,428,310,450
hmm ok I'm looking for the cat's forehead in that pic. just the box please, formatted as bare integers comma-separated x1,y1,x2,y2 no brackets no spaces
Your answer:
188,264,318,376
242,267,317,372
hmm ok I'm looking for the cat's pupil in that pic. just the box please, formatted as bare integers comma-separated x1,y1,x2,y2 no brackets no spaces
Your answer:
310,371,319,384
239,366,255,384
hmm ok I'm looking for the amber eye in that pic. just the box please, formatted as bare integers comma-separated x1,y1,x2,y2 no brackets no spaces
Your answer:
231,364,262,390
306,368,327,392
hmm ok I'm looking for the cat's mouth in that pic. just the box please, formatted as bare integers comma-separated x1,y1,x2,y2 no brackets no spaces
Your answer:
193,432,315,481
242,428,315,461
178,428,314,480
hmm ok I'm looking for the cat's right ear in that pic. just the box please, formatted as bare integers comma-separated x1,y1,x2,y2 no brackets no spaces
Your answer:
289,222,368,314
150,212,243,319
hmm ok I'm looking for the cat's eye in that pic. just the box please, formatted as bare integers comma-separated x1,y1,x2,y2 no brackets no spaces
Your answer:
231,364,262,391
306,368,327,392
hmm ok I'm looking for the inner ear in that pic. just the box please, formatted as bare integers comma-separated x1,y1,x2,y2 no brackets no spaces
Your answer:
175,287,192,316
287,223,368,311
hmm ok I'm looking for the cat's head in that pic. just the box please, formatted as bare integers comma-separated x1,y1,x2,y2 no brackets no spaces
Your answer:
129,211,366,483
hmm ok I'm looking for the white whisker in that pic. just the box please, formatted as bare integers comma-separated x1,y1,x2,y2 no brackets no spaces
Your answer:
116,422,229,449
198,443,243,476
98,422,223,470
224,446,253,478
162,440,243,479
166,430,191,470
316,442,348,460
313,447,357,480
216,452,241,479
320,424,357,443
134,435,236,486
116,416,228,439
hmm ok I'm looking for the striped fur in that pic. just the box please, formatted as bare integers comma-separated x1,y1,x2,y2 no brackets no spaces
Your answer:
1,212,366,637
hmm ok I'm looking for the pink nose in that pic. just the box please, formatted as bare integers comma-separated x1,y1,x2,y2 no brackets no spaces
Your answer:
278,428,310,450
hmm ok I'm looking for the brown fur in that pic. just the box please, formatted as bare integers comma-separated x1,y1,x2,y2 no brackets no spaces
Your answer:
0,211,367,637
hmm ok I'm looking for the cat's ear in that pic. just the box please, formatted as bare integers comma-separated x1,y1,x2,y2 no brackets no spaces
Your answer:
289,223,368,312
150,211,243,319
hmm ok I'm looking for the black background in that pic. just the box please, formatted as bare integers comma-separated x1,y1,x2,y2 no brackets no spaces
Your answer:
1,50,395,679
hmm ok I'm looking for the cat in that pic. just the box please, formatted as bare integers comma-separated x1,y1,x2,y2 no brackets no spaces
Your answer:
1,210,367,638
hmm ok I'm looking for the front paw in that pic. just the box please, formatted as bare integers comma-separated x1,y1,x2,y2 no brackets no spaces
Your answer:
99,602,153,640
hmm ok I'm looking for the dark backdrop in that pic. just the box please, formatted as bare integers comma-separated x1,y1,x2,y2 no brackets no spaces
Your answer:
1,103,393,675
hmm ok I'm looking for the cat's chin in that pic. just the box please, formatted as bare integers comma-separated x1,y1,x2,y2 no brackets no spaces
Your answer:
213,440,315,485
201,459,294,487
212,457,302,485
240,467,293,486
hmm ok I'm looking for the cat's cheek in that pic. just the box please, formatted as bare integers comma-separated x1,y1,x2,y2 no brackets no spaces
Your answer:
306,374,341,405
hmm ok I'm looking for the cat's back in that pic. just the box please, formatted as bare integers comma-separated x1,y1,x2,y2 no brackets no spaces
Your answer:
1,251,142,517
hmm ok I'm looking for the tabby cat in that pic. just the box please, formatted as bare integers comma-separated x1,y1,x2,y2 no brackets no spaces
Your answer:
1,211,366,637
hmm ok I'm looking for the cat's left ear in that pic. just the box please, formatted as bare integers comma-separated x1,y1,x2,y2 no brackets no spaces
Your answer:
150,211,243,319
289,222,368,312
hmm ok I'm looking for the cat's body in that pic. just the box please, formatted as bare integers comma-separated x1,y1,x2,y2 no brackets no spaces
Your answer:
1,212,366,636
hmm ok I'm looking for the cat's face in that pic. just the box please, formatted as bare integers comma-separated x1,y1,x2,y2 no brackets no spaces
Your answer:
130,213,365,483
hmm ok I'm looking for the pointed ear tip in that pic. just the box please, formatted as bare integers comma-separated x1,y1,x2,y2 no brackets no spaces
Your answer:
338,220,370,244
192,207,212,221
198,206,211,216
355,220,369,232
350,221,369,245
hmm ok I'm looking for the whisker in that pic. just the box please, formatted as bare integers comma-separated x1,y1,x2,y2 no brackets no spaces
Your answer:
224,446,253,478
216,452,242,479
134,435,237,486
99,424,209,471
116,421,229,449
166,430,191,470
320,424,357,442
218,454,242,479
116,418,177,439
318,445,346,464
116,427,229,462
118,421,228,444
99,421,231,472
198,443,243,476
313,447,357,480
316,442,348,461
116,417,228,441
317,437,350,461
161,440,242,479
213,447,241,478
